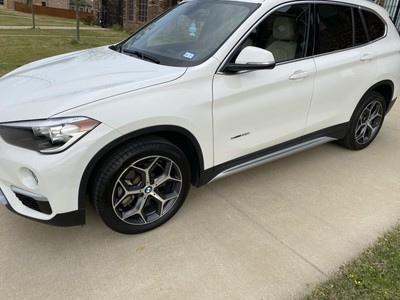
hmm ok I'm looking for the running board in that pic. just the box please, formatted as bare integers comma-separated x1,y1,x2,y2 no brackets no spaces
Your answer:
211,137,336,182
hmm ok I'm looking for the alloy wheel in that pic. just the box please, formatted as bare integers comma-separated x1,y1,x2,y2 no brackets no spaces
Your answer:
112,155,183,225
355,100,383,145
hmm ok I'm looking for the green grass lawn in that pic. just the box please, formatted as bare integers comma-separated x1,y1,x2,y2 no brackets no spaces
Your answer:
0,8,130,76
304,224,400,300
0,29,129,76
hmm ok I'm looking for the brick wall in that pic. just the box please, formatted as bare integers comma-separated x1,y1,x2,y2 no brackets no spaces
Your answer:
122,0,176,30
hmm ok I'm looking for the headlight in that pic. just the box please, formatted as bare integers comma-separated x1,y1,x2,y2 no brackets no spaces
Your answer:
0,117,100,154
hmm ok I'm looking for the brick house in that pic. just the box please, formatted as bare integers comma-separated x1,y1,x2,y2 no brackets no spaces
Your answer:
99,0,177,29
32,0,70,9
122,0,178,29
70,0,94,12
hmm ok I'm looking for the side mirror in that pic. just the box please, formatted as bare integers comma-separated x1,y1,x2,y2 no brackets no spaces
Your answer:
223,46,276,73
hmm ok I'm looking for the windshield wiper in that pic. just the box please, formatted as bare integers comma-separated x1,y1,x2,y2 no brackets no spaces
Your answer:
122,49,160,64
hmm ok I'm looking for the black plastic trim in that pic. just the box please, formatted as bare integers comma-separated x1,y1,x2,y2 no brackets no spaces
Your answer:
386,97,397,114
196,123,349,186
4,202,85,227
363,80,395,114
224,62,276,73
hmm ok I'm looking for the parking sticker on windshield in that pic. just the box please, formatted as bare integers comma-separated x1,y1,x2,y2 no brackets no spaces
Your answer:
182,52,196,60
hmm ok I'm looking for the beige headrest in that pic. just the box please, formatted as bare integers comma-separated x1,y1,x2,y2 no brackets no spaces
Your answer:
273,17,296,41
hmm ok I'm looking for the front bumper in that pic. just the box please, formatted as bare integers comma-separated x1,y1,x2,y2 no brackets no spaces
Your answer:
0,123,121,227
0,188,85,226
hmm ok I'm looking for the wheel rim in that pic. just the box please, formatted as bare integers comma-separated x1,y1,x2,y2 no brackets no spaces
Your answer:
355,100,383,145
112,156,183,225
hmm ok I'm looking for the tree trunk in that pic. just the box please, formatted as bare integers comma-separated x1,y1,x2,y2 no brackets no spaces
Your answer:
76,1,80,42
31,1,36,29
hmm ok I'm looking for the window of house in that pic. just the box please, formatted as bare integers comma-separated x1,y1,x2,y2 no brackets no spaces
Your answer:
41,2,46,7
362,9,386,41
138,0,148,23
128,0,134,21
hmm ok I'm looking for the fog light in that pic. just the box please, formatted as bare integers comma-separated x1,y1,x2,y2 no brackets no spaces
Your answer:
18,167,39,188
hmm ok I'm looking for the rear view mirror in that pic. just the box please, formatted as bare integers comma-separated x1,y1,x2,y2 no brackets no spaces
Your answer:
224,46,276,73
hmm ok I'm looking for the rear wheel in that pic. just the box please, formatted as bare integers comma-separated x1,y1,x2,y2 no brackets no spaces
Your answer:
91,136,191,234
339,92,386,150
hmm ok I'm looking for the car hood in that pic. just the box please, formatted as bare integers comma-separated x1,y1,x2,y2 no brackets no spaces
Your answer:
0,46,186,123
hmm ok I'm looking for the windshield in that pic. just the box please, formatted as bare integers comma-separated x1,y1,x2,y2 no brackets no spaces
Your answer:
120,0,258,67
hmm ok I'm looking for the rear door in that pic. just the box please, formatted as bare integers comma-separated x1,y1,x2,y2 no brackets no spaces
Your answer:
305,3,378,134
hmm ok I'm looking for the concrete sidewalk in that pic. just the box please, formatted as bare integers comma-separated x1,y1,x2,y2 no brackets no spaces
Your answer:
1,104,399,299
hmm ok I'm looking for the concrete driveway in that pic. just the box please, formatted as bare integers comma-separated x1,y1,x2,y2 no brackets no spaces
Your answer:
1,104,399,299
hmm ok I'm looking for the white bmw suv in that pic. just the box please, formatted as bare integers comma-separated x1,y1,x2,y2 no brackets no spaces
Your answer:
1,0,399,233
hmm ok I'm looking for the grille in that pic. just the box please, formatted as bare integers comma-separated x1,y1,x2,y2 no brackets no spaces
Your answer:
14,192,52,215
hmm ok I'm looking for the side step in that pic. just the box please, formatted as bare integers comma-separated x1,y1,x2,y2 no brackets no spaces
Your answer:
211,137,336,182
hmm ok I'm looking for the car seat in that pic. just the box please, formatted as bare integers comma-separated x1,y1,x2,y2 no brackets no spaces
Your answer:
266,17,297,62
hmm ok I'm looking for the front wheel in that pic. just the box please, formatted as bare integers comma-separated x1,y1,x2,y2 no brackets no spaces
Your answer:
338,91,386,150
91,136,191,234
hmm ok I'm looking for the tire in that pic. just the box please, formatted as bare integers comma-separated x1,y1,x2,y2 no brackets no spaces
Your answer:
338,91,386,150
91,136,191,234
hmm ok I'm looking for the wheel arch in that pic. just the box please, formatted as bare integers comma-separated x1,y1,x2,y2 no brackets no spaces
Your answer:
363,80,394,113
78,125,205,211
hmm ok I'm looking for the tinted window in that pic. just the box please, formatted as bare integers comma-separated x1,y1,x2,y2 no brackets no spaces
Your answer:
315,4,353,54
354,9,368,45
239,3,311,63
362,9,386,41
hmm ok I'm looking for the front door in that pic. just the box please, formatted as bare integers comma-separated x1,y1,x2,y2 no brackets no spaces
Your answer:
212,3,315,166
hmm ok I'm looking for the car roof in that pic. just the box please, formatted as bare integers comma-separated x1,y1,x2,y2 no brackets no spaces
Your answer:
185,0,381,6
185,0,265,3
184,0,389,18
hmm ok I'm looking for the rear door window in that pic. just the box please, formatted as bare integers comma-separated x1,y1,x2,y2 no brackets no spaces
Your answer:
354,9,368,46
315,4,386,56
315,4,354,55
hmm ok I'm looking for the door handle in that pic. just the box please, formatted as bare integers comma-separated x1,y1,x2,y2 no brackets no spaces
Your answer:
360,54,375,61
289,70,310,80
